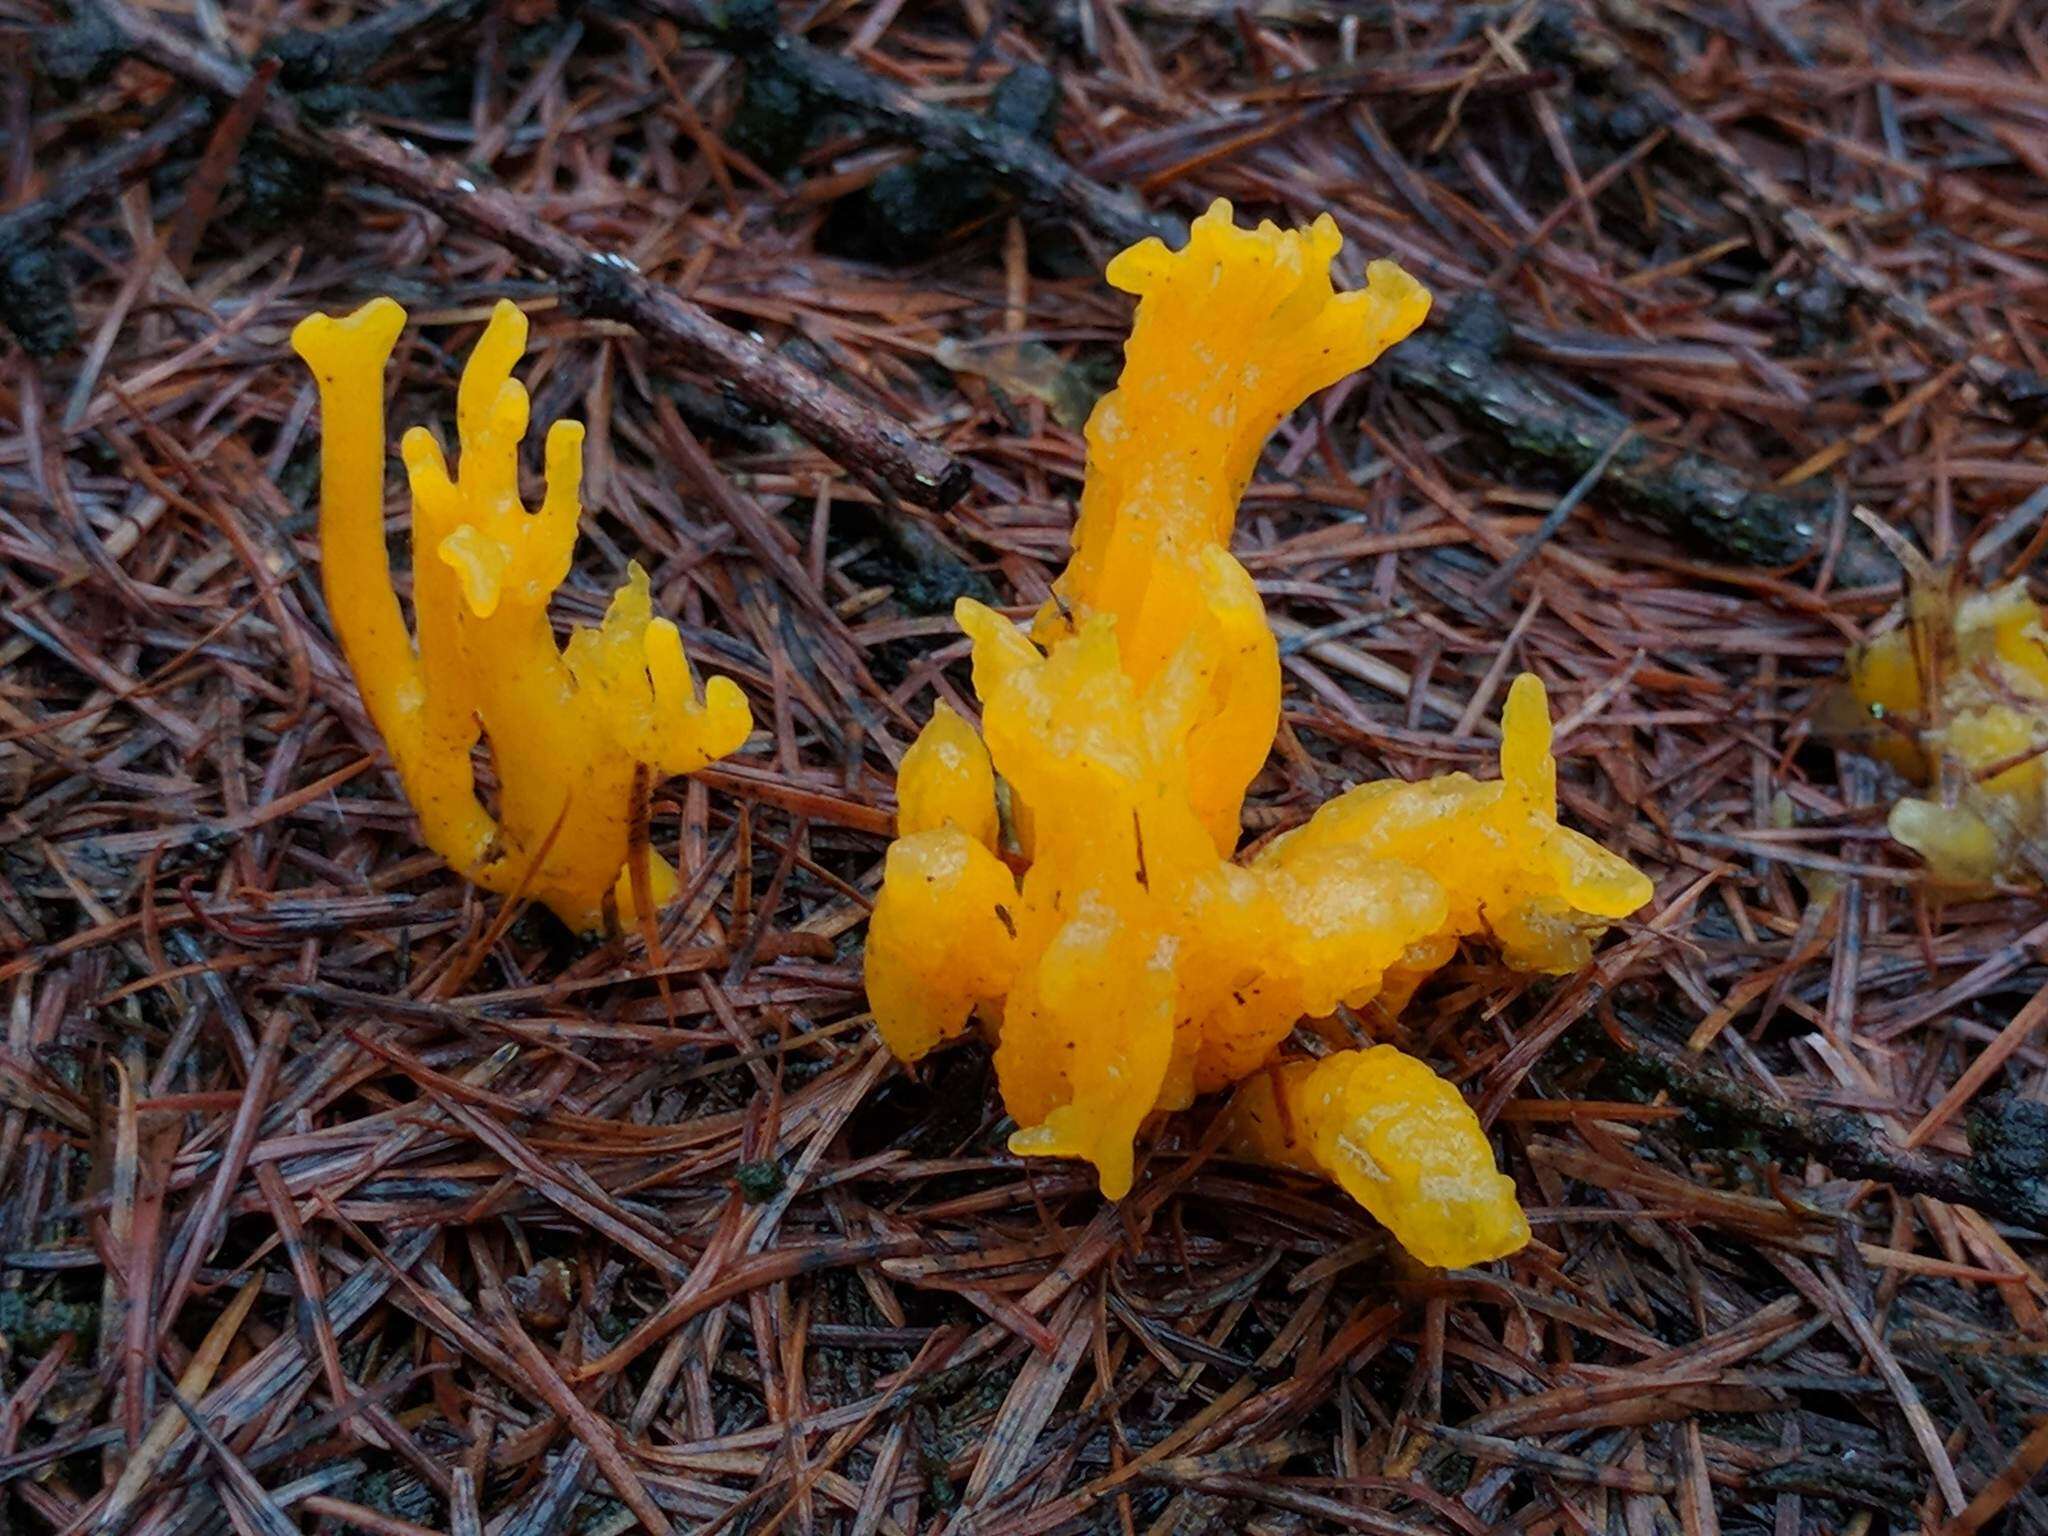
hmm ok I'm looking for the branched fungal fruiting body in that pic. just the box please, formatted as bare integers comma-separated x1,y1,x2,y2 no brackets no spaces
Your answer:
294,299,751,931
865,201,1653,1267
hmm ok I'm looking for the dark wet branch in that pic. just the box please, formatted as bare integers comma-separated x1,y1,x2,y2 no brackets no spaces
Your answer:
683,0,1888,579
260,0,487,90
1523,4,2047,421
1387,297,1893,586
81,0,974,511
1660,101,2048,421
701,0,1182,250
0,99,213,355
1589,1009,2048,1233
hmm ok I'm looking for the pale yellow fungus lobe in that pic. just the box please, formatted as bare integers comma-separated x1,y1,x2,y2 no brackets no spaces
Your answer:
1838,577,2048,885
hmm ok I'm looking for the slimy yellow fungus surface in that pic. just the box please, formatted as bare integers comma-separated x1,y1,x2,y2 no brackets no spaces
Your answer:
1225,1048,1532,1268
294,298,751,931
1838,577,2048,885
863,202,1654,1266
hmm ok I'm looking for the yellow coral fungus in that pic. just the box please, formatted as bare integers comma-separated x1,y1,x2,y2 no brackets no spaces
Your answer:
1224,1048,1530,1269
293,298,752,931
864,201,1653,1266
1837,575,2048,884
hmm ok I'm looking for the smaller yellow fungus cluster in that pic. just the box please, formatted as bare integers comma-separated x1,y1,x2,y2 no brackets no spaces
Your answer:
866,202,1654,1267
1838,577,2048,885
294,299,751,931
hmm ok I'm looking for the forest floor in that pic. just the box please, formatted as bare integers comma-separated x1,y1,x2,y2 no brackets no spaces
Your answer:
4,0,2048,1531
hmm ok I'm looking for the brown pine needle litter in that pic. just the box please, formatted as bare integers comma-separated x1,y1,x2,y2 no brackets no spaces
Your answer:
3,0,2048,1532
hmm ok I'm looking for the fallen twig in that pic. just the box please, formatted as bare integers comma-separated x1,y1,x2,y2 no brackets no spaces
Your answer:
84,0,973,510
1387,297,1891,584
702,0,1181,249
1592,1009,2048,1232
0,98,212,354
681,7,1896,578
1660,101,2048,420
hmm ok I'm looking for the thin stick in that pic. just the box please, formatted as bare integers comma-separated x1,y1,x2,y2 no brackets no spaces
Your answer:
88,0,972,510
